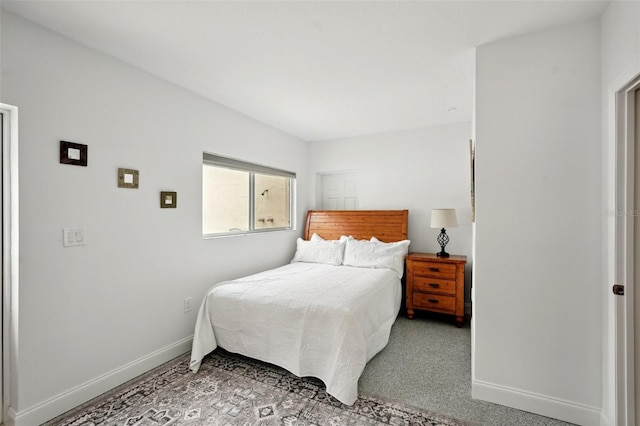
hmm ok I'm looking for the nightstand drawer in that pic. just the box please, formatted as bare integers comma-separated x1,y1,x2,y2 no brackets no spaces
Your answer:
413,293,455,313
413,277,456,295
411,261,457,279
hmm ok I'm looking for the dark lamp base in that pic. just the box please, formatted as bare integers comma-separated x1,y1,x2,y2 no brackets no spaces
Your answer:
436,228,451,258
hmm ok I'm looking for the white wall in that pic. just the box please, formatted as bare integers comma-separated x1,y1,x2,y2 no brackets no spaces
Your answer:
1,12,309,425
308,122,473,306
473,19,602,425
600,1,640,423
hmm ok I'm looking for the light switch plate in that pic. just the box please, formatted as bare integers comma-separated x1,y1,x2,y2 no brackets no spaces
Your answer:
63,228,86,247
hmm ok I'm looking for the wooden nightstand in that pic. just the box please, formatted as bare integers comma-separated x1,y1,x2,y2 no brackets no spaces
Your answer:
405,252,467,327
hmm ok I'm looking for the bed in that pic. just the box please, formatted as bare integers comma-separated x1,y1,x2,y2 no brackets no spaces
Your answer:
189,209,409,405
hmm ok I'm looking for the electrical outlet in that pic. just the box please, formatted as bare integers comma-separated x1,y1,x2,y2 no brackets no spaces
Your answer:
184,297,193,313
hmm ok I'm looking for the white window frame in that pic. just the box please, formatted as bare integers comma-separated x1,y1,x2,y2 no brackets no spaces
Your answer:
202,153,296,238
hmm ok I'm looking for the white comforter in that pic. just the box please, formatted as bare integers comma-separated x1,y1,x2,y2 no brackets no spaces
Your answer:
189,262,401,405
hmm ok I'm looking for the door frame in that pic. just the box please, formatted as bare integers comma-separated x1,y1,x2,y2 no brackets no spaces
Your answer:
1,103,19,426
614,76,640,426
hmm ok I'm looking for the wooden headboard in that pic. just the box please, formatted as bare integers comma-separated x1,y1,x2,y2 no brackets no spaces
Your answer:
304,210,409,242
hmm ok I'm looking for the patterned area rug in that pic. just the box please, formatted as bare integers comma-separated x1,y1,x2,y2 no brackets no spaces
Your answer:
43,349,471,426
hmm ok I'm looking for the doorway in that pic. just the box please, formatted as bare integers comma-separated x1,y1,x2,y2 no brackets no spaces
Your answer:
635,88,639,425
319,172,359,210
1,109,4,426
1,103,18,426
614,77,640,426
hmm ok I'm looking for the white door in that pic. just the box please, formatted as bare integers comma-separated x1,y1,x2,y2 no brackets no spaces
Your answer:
635,88,640,424
616,80,640,426
0,110,3,426
0,103,18,426
321,172,358,210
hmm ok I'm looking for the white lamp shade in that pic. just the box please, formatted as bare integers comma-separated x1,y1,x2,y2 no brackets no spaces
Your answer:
431,209,458,228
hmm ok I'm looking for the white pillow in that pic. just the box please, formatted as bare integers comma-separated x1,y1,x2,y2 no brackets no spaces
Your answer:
310,233,351,242
343,238,411,278
370,236,409,245
310,233,324,242
291,238,346,265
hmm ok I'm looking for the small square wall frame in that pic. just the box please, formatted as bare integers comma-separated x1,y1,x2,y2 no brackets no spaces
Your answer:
60,141,88,166
118,168,139,189
160,191,177,208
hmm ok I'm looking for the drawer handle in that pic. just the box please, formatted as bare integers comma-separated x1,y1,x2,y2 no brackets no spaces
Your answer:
428,299,439,304
428,267,440,272
428,283,440,288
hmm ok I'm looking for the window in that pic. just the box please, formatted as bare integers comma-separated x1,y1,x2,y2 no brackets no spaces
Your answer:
202,153,295,237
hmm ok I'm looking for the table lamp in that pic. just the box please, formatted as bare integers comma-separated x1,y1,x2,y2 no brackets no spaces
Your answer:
430,209,458,258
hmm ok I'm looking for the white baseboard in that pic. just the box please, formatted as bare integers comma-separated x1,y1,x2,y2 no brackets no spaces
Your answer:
13,336,193,426
472,379,602,426
5,406,17,426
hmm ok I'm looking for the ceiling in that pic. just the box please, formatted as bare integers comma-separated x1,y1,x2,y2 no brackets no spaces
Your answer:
1,0,610,141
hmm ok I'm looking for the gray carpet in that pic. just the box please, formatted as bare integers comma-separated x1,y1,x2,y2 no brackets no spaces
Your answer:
361,313,575,426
